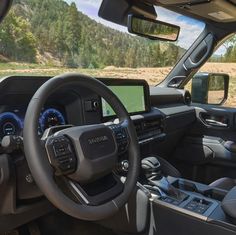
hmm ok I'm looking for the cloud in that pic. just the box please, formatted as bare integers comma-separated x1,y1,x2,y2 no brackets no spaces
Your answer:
156,7,205,49
66,0,127,31
66,0,101,15
214,46,226,55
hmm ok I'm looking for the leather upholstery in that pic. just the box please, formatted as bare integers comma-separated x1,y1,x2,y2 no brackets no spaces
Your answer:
222,186,236,219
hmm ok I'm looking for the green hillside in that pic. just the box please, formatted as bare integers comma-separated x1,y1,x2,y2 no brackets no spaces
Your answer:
210,36,236,63
0,0,186,68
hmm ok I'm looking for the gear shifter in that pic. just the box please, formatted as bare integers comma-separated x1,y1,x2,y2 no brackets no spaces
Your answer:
142,157,187,201
141,157,162,179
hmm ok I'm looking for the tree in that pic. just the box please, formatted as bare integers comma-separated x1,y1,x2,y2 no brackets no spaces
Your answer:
0,11,37,62
64,3,81,57
0,0,187,68
222,35,236,62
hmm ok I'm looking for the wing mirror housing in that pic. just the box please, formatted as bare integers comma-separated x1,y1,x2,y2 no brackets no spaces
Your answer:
127,14,180,41
191,73,229,105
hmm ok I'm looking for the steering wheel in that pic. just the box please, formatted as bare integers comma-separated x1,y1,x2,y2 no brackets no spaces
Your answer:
23,73,140,221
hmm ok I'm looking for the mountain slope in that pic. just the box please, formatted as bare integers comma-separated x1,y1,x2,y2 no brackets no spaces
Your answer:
0,0,186,68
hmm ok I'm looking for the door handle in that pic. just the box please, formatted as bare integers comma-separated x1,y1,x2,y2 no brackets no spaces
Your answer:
205,119,228,127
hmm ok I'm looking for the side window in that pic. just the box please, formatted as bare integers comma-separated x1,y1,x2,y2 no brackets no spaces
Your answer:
186,34,236,107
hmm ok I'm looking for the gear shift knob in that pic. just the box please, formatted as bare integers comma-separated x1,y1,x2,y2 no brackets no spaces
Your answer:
142,156,188,201
141,157,162,179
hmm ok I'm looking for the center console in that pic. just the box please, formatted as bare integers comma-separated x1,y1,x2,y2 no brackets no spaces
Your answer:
140,156,236,235
152,177,220,218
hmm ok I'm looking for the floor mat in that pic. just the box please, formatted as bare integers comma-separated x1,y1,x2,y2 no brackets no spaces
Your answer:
36,211,117,235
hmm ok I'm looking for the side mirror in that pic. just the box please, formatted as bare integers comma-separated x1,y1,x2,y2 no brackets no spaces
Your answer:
127,14,180,41
191,73,229,105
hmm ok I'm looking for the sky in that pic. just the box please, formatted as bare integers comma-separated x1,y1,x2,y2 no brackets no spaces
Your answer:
65,0,225,55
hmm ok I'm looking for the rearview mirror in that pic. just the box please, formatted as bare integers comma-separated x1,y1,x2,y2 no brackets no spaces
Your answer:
128,15,180,41
191,73,229,105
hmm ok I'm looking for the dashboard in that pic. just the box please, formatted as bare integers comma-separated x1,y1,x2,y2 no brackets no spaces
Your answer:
0,76,152,141
0,75,195,167
0,75,197,233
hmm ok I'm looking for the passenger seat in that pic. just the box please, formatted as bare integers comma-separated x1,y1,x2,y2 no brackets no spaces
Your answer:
209,178,236,191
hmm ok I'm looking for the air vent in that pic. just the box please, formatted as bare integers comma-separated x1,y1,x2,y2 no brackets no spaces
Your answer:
184,91,192,105
134,118,164,134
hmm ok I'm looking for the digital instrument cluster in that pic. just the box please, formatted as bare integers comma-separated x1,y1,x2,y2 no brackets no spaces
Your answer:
0,112,23,139
39,108,66,134
0,107,66,139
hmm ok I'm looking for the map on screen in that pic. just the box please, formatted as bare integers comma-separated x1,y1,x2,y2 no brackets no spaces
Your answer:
102,85,146,117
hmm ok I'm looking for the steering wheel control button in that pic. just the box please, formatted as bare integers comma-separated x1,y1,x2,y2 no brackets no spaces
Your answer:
121,160,129,172
46,136,77,175
109,124,129,154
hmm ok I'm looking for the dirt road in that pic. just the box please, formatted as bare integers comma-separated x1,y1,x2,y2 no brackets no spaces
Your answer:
0,62,235,85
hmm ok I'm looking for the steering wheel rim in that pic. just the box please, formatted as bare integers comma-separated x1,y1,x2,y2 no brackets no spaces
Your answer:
23,73,140,221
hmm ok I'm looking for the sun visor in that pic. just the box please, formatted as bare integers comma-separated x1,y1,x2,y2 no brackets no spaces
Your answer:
98,0,157,26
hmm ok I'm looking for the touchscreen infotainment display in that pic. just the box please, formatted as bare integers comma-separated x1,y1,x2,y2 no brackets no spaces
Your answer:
102,84,148,117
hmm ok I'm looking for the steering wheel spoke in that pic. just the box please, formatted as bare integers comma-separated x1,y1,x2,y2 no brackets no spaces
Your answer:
67,180,90,205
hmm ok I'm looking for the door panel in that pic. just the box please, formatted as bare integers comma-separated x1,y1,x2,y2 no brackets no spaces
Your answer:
173,104,236,185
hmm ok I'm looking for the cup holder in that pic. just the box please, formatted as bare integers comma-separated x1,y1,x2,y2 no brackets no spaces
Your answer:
172,179,228,201
203,188,227,201
172,180,198,192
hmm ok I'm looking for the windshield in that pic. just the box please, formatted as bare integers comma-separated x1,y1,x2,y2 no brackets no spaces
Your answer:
0,0,205,85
